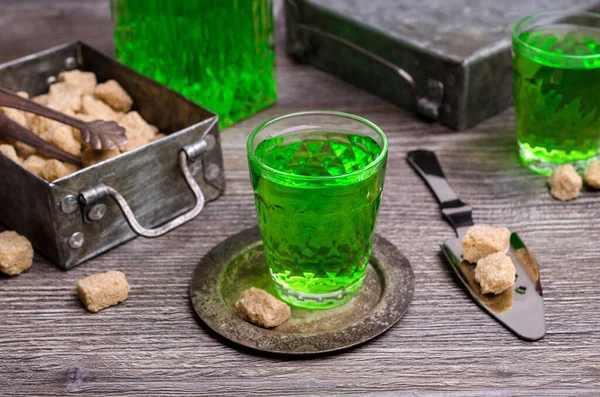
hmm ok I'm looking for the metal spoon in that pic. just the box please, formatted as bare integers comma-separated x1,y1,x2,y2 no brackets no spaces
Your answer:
407,149,545,341
0,87,126,150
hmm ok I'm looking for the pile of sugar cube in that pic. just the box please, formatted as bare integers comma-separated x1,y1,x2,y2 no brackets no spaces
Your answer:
0,70,164,181
462,225,516,295
0,229,130,313
548,160,600,201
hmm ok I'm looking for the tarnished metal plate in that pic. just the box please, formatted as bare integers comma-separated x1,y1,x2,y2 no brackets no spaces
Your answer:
190,227,414,355
286,0,600,130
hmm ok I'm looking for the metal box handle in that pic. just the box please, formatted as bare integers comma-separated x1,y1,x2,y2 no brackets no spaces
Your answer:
79,140,208,238
294,23,444,120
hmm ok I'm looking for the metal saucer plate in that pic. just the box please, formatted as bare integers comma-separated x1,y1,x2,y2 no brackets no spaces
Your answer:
190,227,415,355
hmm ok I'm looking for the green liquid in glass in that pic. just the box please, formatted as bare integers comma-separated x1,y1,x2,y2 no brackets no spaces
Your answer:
251,131,385,309
513,24,600,174
111,0,277,129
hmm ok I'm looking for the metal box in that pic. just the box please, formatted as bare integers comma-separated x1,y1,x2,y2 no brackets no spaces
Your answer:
0,42,225,270
286,0,600,130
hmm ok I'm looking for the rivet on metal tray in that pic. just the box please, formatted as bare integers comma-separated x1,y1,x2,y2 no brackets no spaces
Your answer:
205,163,221,181
417,79,444,120
184,139,208,162
204,134,216,151
447,74,456,87
61,195,79,214
64,57,77,70
46,76,57,86
69,232,85,249
444,103,452,115
428,79,444,98
87,204,107,222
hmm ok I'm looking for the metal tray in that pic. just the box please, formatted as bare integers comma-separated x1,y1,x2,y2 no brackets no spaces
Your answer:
0,42,226,270
286,0,600,130
190,227,415,355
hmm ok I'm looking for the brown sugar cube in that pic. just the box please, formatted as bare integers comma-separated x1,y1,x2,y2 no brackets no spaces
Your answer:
462,225,511,263
0,137,33,157
474,252,516,295
81,148,120,167
584,159,600,189
27,114,47,135
74,113,96,122
30,115,53,136
0,231,34,276
118,111,154,152
22,155,47,177
120,111,154,139
549,164,582,201
33,94,49,105
119,132,150,152
0,91,29,128
14,141,36,157
63,162,80,174
1,107,28,128
0,137,34,159
30,105,75,136
43,125,82,156
41,159,77,182
95,80,133,112
58,70,97,95
235,288,291,328
0,144,20,163
152,133,166,142
48,82,82,112
76,270,130,313
25,94,49,127
81,94,119,121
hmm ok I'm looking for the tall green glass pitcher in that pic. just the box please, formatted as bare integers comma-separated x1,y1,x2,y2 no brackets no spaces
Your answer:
110,0,277,128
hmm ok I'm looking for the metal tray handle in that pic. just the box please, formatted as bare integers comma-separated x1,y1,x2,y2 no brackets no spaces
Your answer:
292,22,444,120
79,140,208,238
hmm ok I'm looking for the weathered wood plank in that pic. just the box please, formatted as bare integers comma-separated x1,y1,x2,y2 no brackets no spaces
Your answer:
1,0,600,396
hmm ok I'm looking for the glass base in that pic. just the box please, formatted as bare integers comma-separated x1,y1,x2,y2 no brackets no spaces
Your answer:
273,273,366,310
518,142,597,176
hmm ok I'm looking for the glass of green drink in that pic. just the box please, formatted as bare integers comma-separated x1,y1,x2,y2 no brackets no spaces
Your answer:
247,111,388,309
513,11,600,175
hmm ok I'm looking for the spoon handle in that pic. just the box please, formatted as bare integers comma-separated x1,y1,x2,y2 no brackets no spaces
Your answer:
0,114,82,166
407,149,473,236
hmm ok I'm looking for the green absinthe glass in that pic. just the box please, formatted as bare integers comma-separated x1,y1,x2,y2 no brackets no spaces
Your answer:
247,111,388,309
513,11,600,175
110,0,277,129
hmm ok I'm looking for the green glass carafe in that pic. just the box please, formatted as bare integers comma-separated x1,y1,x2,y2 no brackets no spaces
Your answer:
110,0,277,129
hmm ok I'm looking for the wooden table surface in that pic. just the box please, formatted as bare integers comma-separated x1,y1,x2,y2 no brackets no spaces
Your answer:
1,1,600,396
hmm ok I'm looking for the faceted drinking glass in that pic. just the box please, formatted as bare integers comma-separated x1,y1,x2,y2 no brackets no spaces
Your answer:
247,111,388,309
513,11,600,175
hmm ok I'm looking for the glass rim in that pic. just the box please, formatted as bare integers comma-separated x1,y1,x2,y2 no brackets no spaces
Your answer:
247,110,388,182
512,10,600,61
